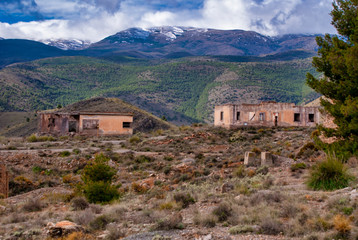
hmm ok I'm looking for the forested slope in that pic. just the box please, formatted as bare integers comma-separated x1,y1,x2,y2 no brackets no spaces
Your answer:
0,56,320,123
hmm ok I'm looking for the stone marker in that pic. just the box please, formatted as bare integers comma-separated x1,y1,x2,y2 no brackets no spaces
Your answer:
261,152,273,166
244,152,256,166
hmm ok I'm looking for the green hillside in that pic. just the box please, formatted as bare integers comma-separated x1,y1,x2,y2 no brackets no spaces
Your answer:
0,56,320,123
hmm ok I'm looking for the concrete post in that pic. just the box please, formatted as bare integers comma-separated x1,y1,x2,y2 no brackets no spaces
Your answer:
261,152,273,166
244,152,256,166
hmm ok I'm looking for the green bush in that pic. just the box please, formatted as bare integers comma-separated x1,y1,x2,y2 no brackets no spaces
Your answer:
81,153,119,203
59,151,71,157
84,181,119,204
73,148,81,155
307,155,354,191
229,225,255,234
173,192,195,208
290,162,307,172
27,134,38,142
81,153,116,184
129,135,141,144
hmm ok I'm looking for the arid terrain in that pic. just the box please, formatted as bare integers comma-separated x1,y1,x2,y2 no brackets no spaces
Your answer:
0,126,357,240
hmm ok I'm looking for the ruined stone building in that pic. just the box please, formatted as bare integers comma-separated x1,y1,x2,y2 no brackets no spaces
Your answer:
39,112,134,136
214,101,321,128
0,164,9,198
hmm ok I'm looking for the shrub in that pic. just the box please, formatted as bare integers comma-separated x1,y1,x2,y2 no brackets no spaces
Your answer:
27,134,38,142
260,218,284,235
212,202,231,222
129,135,141,144
81,153,116,184
89,214,112,230
59,151,71,157
73,148,81,155
22,198,43,212
256,166,269,175
163,166,171,175
333,214,351,235
307,155,354,191
173,192,195,208
135,155,154,164
251,147,262,154
61,232,94,240
106,224,125,240
297,142,318,158
71,197,89,211
153,213,184,230
84,181,119,204
63,174,78,185
200,215,217,228
74,209,95,226
291,162,307,172
159,201,175,210
229,225,255,234
233,165,246,178
131,182,148,193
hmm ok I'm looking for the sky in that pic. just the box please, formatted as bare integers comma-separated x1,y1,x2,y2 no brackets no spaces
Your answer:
0,0,336,42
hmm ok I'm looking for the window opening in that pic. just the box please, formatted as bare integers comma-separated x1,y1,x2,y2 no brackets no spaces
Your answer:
123,122,131,128
220,112,224,121
309,114,315,122
294,113,301,122
83,119,99,129
259,112,265,121
236,112,240,121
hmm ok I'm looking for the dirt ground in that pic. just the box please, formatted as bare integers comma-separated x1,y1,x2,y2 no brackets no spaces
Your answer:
0,126,357,240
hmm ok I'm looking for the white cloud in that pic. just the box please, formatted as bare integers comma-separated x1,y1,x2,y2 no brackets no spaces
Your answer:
0,0,336,42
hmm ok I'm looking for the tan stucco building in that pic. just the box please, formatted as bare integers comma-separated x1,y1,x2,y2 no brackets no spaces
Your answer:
214,101,321,128
39,112,133,136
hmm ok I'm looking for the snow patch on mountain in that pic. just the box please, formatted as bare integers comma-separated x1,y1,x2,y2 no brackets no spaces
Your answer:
42,39,91,50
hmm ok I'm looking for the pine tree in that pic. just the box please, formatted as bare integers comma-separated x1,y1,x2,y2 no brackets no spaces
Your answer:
307,0,358,158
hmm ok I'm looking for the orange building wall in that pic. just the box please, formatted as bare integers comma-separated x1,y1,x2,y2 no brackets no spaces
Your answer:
79,115,133,135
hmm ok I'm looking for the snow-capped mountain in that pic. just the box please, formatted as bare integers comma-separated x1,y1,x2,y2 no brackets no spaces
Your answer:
86,26,319,58
41,39,91,50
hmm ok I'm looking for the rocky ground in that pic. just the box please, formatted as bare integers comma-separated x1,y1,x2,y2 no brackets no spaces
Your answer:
0,126,357,240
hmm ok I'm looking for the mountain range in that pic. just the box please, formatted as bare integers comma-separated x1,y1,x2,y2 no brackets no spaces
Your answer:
0,27,320,68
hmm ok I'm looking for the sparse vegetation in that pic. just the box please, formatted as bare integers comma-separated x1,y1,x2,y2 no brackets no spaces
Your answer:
307,155,354,190
0,125,357,239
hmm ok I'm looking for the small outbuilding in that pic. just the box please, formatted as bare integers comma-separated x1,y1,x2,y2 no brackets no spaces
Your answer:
39,111,133,136
214,101,321,128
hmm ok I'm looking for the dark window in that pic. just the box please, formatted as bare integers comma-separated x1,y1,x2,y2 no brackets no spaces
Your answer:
220,111,224,121
309,114,315,122
48,117,55,127
236,112,240,121
123,122,131,128
259,112,265,121
294,113,300,122
83,119,99,129
69,121,77,132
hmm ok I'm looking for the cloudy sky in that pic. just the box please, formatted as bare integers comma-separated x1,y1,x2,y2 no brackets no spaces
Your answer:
0,0,336,42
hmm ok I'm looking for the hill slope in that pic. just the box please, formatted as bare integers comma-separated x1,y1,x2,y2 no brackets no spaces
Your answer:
0,39,73,68
0,56,320,123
